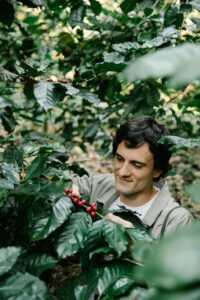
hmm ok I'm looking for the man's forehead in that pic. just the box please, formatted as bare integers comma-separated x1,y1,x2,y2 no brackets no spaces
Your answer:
116,141,154,162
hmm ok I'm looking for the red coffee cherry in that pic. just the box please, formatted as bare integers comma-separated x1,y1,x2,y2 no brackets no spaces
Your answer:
81,200,87,205
90,211,96,217
90,203,97,209
86,206,92,213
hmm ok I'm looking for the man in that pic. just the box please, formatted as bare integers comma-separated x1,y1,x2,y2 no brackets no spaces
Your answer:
66,115,193,239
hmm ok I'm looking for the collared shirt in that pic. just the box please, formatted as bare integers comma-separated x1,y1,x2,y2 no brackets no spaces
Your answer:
109,186,159,220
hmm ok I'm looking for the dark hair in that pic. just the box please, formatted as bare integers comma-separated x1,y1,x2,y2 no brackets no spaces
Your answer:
112,116,172,180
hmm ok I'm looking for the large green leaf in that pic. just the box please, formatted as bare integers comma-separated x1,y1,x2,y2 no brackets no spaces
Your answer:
135,221,200,289
0,272,53,299
78,90,100,107
25,253,58,276
121,43,200,88
0,247,22,276
0,178,14,189
103,220,129,256
97,262,135,297
25,154,48,181
29,195,73,241
55,212,92,259
3,146,23,168
34,82,56,111
120,0,137,13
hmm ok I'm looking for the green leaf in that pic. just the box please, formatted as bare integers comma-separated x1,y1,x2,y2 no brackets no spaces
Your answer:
69,4,86,28
0,67,17,81
0,272,53,299
25,154,48,181
78,90,100,107
0,247,22,276
81,220,104,267
2,162,20,185
97,262,135,297
135,221,200,289
159,136,200,150
3,146,23,168
29,196,73,241
112,42,140,53
142,27,179,49
121,43,200,88
89,0,102,15
0,0,15,27
74,268,101,300
55,212,92,259
120,0,137,14
184,181,200,204
34,82,56,111
0,178,14,189
63,83,79,96
126,227,153,242
25,253,58,276
103,220,129,256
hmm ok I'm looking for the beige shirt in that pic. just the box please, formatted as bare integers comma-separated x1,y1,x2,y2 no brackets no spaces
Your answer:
64,171,194,239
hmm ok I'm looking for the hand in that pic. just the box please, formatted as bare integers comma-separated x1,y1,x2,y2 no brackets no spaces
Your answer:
105,212,134,228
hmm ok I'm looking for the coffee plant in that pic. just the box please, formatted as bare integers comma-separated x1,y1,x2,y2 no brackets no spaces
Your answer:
0,0,200,299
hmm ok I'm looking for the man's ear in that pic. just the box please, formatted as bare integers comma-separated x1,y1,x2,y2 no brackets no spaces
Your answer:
153,169,162,179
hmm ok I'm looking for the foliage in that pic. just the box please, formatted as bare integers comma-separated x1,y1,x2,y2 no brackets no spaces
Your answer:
0,0,200,299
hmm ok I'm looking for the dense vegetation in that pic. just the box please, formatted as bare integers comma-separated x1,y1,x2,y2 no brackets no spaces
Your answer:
0,0,200,299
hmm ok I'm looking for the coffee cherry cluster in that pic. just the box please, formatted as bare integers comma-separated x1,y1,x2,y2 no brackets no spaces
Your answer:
65,188,97,217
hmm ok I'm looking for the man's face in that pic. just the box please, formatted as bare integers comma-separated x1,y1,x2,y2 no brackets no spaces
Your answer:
113,141,161,203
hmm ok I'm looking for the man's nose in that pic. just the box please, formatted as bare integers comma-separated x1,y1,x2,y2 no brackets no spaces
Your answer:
118,162,131,177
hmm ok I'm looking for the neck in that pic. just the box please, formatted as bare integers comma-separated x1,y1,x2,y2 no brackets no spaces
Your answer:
120,186,157,207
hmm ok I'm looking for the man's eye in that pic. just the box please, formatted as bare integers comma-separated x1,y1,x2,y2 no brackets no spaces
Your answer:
116,156,122,161
133,163,143,168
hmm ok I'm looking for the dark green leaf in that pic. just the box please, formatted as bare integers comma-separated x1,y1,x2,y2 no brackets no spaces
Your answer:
69,4,86,28
29,196,73,241
120,0,137,14
34,82,56,111
25,154,48,181
78,90,100,107
103,220,129,256
25,253,58,276
3,146,23,168
0,0,15,27
0,247,22,276
89,0,102,15
97,262,135,297
55,212,92,259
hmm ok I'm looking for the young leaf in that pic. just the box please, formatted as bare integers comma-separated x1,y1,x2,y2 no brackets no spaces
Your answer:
34,82,56,111
55,212,92,259
0,247,22,276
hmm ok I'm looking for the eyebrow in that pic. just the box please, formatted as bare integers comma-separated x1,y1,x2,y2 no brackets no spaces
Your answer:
115,152,147,166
